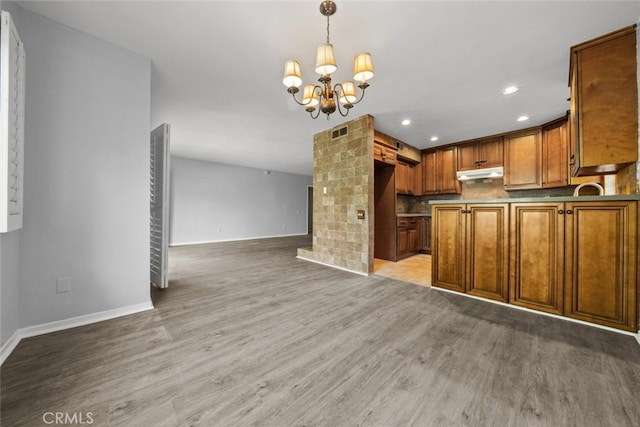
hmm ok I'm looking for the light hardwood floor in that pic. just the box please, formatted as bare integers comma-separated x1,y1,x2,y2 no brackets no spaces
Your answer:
374,254,431,287
2,235,640,426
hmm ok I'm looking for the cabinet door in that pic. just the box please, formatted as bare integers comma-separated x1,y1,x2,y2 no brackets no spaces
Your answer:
395,161,408,194
571,26,638,174
466,204,509,302
408,227,419,253
542,119,568,188
413,161,423,196
438,146,461,194
406,163,415,195
504,129,542,190
397,227,409,258
479,137,503,168
457,142,478,171
421,216,432,254
432,205,465,292
564,201,637,331
509,203,565,314
422,151,438,194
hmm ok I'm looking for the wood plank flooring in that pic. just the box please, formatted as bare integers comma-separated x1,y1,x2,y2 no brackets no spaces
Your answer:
2,235,640,426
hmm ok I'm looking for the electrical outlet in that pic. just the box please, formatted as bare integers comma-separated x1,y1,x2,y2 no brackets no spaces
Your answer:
56,277,71,293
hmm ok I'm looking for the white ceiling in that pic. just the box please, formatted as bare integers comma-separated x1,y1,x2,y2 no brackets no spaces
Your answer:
14,0,640,176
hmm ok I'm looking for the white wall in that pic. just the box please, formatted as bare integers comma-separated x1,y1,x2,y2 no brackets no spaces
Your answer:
1,2,151,343
0,231,20,347
170,157,312,245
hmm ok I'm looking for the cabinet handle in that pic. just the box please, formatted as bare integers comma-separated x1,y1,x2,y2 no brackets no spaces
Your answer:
566,210,573,215
558,210,564,214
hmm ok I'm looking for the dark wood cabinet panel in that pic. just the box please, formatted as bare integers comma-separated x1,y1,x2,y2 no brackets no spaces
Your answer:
509,203,565,314
432,205,466,292
433,203,508,301
564,201,637,331
420,216,432,254
569,25,638,175
374,142,396,165
422,147,461,195
542,118,568,188
396,217,420,260
457,137,503,171
504,129,542,190
466,204,509,302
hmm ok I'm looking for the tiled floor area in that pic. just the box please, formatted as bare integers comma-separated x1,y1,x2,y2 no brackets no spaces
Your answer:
373,254,431,287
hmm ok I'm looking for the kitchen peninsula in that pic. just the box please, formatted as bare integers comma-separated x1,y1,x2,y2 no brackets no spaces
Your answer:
431,195,638,332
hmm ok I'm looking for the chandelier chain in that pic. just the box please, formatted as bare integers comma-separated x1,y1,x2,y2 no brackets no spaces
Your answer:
326,13,330,44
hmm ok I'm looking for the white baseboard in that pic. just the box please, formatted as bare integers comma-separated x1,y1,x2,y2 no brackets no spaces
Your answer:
0,330,22,367
0,301,154,366
170,232,309,247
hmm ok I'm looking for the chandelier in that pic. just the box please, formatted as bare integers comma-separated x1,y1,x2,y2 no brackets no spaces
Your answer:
282,0,374,120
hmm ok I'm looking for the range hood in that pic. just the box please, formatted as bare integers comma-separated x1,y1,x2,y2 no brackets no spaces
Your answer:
456,166,504,181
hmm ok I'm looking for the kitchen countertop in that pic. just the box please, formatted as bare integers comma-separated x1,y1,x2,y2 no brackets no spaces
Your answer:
429,195,640,204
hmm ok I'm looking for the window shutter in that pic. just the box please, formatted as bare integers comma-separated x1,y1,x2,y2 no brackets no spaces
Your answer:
0,11,25,232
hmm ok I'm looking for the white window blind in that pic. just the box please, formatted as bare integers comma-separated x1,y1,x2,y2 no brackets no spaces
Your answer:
0,11,25,232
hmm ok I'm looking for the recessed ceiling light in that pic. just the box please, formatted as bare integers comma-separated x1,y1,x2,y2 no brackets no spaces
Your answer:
430,136,439,142
503,86,519,95
401,119,411,126
517,115,529,122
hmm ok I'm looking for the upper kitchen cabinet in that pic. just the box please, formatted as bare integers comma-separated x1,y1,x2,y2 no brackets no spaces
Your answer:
422,146,461,195
504,128,542,190
457,137,503,171
569,25,638,176
374,141,396,166
542,117,568,188
395,160,417,195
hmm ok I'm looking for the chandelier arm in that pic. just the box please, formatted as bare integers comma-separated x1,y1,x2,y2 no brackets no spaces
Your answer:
333,82,369,107
336,99,350,117
289,85,323,107
309,106,321,119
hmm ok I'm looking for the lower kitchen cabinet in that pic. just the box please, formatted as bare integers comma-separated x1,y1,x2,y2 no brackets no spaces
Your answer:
420,216,432,254
564,201,637,331
397,217,420,260
510,203,565,314
435,199,638,332
432,204,509,302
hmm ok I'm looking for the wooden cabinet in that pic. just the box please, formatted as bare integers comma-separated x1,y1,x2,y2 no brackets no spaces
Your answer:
420,216,432,254
457,137,503,171
413,161,423,196
432,203,509,302
504,129,542,190
509,200,637,330
564,201,637,331
436,199,638,331
397,217,420,260
510,203,565,314
543,114,604,188
422,147,461,195
374,142,396,165
569,25,638,176
542,118,568,189
395,160,416,195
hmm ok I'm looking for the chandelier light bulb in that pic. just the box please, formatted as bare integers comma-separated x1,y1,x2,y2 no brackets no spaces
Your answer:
302,84,320,107
339,81,357,104
353,52,374,83
282,60,302,88
315,43,337,75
